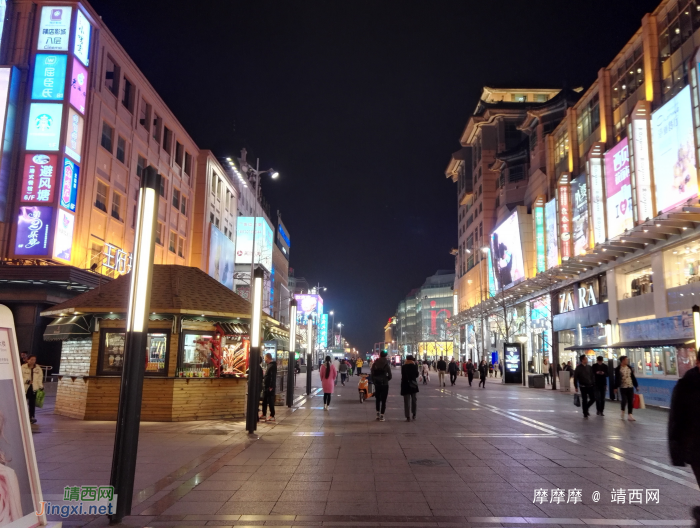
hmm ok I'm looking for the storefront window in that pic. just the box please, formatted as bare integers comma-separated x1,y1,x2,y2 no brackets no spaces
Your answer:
180,332,216,375
221,336,249,377
98,330,169,376
664,243,700,287
623,346,678,378
620,262,653,298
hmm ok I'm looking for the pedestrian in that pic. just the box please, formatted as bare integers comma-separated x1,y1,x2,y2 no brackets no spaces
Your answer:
592,355,609,416
261,353,277,422
421,361,429,384
614,355,638,421
448,358,459,386
437,356,447,387
22,355,43,424
333,356,341,385
566,361,574,377
320,355,337,410
574,354,596,418
401,354,419,421
466,359,475,386
356,357,364,375
498,360,503,378
478,359,487,388
543,358,550,385
20,351,28,365
348,359,354,377
371,351,392,421
339,360,348,386
668,350,700,527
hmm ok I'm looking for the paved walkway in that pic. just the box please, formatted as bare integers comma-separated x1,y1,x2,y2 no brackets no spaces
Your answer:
38,371,700,527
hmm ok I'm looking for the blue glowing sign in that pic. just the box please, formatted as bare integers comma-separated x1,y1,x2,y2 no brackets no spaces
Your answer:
25,103,63,151
59,158,79,212
31,54,67,101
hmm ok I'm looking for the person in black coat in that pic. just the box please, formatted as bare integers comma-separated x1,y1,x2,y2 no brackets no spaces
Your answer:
478,359,488,388
261,353,277,422
669,351,700,526
614,355,638,421
448,358,459,386
400,355,419,421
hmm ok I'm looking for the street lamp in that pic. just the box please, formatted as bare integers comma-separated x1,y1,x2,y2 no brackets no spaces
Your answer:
246,267,265,434
248,161,279,301
306,315,314,395
110,166,161,524
338,322,344,350
329,311,335,347
286,299,297,407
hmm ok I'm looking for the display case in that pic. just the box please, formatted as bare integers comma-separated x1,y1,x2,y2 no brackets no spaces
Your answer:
97,329,170,376
221,336,249,377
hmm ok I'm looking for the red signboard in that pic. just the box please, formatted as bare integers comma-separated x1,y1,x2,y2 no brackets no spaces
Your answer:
20,153,57,203
558,181,571,260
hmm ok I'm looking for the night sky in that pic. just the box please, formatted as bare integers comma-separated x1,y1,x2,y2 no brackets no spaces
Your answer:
89,0,659,353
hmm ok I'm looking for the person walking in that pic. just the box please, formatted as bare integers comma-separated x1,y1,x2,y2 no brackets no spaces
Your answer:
356,357,364,375
371,351,392,421
668,350,700,527
348,359,354,377
401,355,419,421
466,359,475,387
437,356,447,387
261,353,277,422
339,360,348,386
591,355,609,416
448,358,459,386
498,360,503,379
614,355,638,421
333,356,341,385
421,361,429,384
574,355,596,418
478,359,487,388
543,358,550,385
22,355,43,424
320,355,337,410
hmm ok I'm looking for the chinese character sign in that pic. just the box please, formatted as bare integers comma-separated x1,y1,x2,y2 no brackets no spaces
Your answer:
558,182,572,259
59,158,79,212
69,58,88,114
31,54,67,101
589,157,605,246
37,6,72,51
53,209,74,262
571,176,589,256
317,313,328,349
534,205,545,273
64,107,84,162
73,10,92,66
20,153,57,203
604,138,634,238
545,198,558,269
14,206,52,256
25,103,63,151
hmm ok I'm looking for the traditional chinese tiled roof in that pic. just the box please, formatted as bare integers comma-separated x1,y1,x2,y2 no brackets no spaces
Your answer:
41,265,254,318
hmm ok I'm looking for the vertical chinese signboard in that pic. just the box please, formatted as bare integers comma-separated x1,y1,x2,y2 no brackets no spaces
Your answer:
533,197,545,274
557,175,572,260
588,146,606,247
12,5,92,263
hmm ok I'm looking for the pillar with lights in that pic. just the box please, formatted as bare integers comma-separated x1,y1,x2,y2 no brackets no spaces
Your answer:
246,267,265,434
286,299,297,407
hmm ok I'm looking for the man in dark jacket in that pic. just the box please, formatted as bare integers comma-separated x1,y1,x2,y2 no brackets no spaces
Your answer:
400,355,419,421
448,358,459,386
574,355,595,418
466,360,475,386
591,356,609,416
371,351,392,421
478,359,488,388
437,356,447,387
669,351,700,526
261,353,277,422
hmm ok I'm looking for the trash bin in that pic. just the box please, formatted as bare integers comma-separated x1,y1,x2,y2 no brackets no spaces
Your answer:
528,374,545,389
558,371,571,392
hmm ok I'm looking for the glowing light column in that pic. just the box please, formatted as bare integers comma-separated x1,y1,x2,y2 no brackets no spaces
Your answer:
306,316,314,395
286,299,297,407
246,267,265,434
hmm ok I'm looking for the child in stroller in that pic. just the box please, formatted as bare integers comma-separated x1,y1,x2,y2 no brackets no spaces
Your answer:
358,374,374,403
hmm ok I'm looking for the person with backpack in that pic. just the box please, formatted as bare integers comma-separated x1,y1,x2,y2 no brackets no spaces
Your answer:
401,355,419,421
320,355,337,411
371,351,392,421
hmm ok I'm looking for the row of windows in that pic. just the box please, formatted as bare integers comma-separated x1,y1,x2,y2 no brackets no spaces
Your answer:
210,172,235,211
576,94,601,145
658,0,700,63
611,52,644,111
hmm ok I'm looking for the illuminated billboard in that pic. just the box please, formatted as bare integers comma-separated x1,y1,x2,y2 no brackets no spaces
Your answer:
589,156,605,245
318,313,328,348
25,103,62,151
208,224,234,290
534,202,545,273
558,180,572,259
37,5,72,51
276,218,290,260
571,175,589,255
604,138,634,238
69,58,88,114
14,206,52,256
53,209,74,262
20,153,57,203
74,10,92,66
235,217,273,271
59,158,79,212
652,85,698,213
64,107,83,162
31,54,67,101
545,198,558,269
490,210,525,290
294,294,323,320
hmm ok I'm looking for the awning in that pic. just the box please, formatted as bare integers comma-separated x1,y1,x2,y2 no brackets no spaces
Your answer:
565,337,694,351
43,315,92,341
218,322,248,336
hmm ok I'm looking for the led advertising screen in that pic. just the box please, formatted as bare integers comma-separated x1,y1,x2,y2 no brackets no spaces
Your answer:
558,182,572,259
589,157,605,245
604,138,634,238
53,208,74,262
208,224,234,290
69,58,88,114
14,206,52,256
74,10,92,66
276,219,291,260
545,198,558,269
25,103,62,151
294,294,323,320
317,313,328,348
64,107,84,162
59,158,79,212
490,210,525,290
571,175,589,255
534,204,545,273
235,217,273,271
37,5,72,51
20,153,57,204
504,343,523,384
31,54,67,101
652,86,698,213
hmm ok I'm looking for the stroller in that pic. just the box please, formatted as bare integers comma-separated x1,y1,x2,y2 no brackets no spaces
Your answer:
358,374,374,403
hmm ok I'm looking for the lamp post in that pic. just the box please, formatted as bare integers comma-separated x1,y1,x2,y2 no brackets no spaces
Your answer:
694,306,700,354
248,161,278,302
246,267,265,434
109,166,161,524
286,299,297,407
306,316,314,395
338,322,344,351
329,310,335,347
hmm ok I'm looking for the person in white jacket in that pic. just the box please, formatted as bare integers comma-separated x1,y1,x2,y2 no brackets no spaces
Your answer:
21,355,43,424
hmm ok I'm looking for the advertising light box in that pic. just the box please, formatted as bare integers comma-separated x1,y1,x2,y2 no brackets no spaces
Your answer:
14,206,52,256
37,5,72,51
235,217,273,271
59,157,79,212
208,224,234,290
69,58,88,114
31,54,67,101
74,10,92,66
25,103,62,151
317,313,328,348
545,198,558,269
53,208,74,262
20,153,57,203
604,138,634,238
534,204,545,273
294,294,323,320
652,86,698,213
490,210,525,290
64,107,83,162
571,175,589,255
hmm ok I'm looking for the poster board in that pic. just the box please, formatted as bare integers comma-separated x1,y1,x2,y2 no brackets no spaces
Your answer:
0,304,46,527
503,342,523,384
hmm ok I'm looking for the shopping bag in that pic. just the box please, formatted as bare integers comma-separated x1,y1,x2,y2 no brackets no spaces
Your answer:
35,389,45,408
633,393,645,409
573,393,581,407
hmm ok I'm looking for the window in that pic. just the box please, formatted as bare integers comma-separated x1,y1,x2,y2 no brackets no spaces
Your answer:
111,192,122,221
104,55,120,96
122,77,134,112
99,329,169,376
611,48,644,110
177,237,184,258
225,190,231,210
172,188,180,210
215,217,220,228
152,113,161,143
534,94,548,102
116,136,126,164
101,122,114,152
180,196,187,216
131,205,136,229
136,155,146,178
184,152,192,175
169,231,177,253
512,93,527,102
163,127,172,154
509,165,525,183
159,177,167,198
175,142,184,166
504,122,521,149
576,93,600,145
95,181,108,212
139,98,149,129
155,223,163,245
224,226,228,237
210,174,216,194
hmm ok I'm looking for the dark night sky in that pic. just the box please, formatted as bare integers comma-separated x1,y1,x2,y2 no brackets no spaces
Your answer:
89,0,659,353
